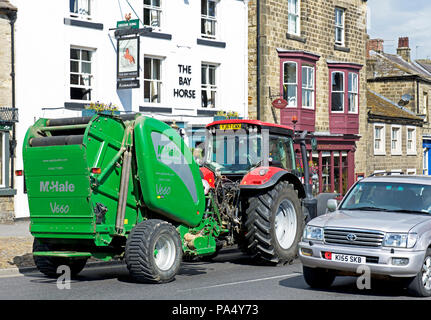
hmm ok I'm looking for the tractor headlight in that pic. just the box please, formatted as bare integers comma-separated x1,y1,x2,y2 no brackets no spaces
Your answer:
303,225,324,241
383,233,417,248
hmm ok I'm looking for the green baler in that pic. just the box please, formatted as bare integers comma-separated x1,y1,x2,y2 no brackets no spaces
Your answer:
23,113,223,283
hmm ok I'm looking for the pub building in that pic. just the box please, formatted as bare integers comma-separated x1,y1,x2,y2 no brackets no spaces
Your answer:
10,0,248,219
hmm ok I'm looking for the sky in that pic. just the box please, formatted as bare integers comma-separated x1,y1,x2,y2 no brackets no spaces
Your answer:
367,0,431,60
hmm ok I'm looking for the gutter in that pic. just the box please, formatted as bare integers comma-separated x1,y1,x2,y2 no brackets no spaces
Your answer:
8,10,17,190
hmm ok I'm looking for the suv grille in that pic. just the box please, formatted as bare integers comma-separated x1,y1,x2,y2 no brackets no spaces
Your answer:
324,228,385,247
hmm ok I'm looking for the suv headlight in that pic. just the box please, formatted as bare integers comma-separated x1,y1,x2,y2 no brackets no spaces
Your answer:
303,225,324,241
383,233,418,248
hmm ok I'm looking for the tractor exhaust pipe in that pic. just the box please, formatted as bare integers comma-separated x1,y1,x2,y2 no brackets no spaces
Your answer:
297,131,317,220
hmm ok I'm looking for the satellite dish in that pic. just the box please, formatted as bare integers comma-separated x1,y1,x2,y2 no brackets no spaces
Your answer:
398,94,412,106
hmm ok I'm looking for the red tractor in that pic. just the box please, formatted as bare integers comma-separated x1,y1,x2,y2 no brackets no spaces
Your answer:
199,119,317,264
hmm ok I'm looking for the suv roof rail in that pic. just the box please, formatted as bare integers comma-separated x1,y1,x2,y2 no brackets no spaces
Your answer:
368,170,405,177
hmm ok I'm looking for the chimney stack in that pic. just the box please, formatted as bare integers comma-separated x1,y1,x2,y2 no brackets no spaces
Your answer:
397,37,411,62
367,38,384,58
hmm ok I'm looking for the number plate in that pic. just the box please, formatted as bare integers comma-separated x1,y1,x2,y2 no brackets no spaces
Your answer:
219,123,241,130
331,253,366,264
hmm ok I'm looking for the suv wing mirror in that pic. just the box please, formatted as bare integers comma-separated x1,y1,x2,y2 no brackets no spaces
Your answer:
327,199,338,212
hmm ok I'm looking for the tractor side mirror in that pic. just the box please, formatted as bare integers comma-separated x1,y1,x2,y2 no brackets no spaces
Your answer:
327,199,338,212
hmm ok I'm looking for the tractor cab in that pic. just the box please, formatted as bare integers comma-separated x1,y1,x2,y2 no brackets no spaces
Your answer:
203,119,298,179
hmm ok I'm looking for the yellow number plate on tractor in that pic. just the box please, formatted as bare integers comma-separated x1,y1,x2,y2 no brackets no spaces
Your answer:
219,124,242,130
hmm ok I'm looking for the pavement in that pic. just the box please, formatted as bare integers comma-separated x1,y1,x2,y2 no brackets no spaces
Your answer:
0,219,34,274
0,219,122,276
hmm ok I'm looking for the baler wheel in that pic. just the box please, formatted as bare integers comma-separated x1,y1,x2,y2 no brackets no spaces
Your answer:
125,219,182,283
242,181,303,264
32,239,87,278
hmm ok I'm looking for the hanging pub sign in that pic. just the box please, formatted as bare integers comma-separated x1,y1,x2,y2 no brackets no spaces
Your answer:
117,36,140,89
271,97,288,109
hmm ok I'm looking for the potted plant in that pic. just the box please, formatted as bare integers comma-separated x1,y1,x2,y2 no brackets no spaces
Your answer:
213,111,227,121
82,101,120,117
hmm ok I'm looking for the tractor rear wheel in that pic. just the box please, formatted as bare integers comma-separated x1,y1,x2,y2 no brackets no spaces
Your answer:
242,181,303,264
32,239,87,278
125,219,182,283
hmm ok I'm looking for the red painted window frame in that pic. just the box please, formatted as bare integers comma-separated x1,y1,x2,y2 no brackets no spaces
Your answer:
328,62,362,135
277,50,320,132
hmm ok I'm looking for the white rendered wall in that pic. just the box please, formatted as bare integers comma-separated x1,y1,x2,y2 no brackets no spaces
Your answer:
10,0,248,218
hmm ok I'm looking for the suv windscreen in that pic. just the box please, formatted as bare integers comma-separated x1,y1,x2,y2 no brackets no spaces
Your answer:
340,181,431,214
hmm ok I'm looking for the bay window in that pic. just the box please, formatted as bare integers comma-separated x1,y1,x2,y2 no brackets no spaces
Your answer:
278,50,319,131
328,62,362,134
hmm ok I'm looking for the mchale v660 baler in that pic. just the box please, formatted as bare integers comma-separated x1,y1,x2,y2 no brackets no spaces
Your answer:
21,113,317,283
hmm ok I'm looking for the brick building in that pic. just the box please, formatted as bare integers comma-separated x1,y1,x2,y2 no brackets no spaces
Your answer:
248,0,368,195
0,0,17,223
367,37,431,175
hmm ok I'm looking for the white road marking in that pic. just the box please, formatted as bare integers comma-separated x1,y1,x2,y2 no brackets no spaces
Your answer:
178,273,301,292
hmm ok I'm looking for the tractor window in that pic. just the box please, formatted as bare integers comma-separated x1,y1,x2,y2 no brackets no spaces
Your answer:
269,135,295,170
205,129,262,174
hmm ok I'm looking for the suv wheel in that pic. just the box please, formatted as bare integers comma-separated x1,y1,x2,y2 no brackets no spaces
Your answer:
407,249,431,297
303,266,336,289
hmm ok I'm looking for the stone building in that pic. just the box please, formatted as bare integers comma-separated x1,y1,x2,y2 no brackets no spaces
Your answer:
248,0,368,195
367,37,431,175
0,0,17,223
366,89,423,176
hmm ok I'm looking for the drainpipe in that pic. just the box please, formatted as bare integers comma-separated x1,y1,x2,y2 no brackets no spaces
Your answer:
417,78,420,114
256,0,261,120
8,10,17,189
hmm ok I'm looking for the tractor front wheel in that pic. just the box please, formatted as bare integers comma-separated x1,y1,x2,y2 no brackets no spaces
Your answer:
243,181,303,264
125,219,182,283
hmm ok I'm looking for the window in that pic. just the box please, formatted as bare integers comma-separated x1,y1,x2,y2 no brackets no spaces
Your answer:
69,0,92,19
269,135,295,170
283,62,297,107
348,73,358,113
302,66,314,109
391,126,401,155
374,124,385,155
70,47,93,101
331,72,344,112
201,63,217,108
424,92,428,122
201,0,217,39
288,0,300,36
335,7,345,46
407,126,416,155
143,57,162,104
143,0,162,29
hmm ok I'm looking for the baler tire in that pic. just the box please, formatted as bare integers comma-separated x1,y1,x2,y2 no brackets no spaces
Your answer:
242,181,303,265
32,239,87,278
125,219,182,284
